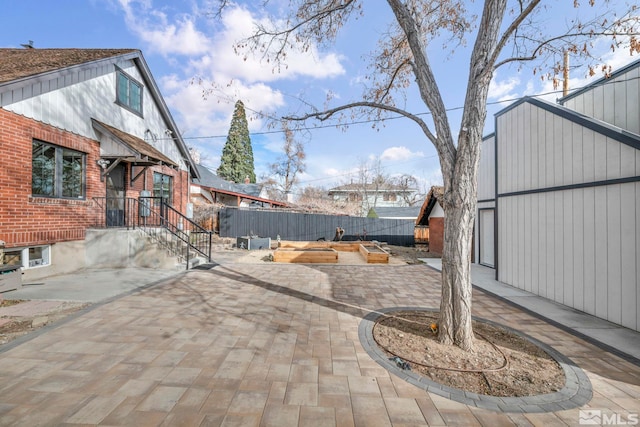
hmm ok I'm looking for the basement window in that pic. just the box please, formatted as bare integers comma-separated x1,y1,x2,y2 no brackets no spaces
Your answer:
2,246,50,269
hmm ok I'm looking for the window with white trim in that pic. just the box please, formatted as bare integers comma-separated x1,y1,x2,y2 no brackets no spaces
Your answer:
3,246,50,269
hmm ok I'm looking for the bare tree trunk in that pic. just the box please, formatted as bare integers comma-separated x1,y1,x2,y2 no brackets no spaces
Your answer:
436,125,482,352
438,198,476,351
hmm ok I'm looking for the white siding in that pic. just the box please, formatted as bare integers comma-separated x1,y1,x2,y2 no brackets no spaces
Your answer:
498,184,639,330
3,58,186,170
563,63,640,134
428,203,445,218
496,100,640,331
475,132,495,264
477,135,495,201
497,103,639,192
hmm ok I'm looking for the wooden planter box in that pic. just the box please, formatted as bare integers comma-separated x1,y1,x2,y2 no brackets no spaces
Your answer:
358,244,389,264
279,240,368,252
273,248,338,263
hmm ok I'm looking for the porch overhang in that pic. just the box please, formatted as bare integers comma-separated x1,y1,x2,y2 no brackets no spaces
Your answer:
91,119,179,180
96,156,161,183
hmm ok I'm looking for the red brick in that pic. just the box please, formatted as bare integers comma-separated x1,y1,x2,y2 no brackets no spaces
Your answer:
0,109,190,250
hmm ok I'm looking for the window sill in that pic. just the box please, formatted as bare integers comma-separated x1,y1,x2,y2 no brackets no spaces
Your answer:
29,196,90,206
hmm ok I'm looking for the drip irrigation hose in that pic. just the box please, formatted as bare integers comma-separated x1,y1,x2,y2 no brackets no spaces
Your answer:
372,313,510,373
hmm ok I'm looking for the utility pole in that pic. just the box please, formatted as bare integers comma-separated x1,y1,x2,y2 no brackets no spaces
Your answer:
563,50,569,97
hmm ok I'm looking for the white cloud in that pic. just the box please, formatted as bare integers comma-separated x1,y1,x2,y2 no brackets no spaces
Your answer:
117,0,211,55
162,74,286,138
119,3,345,86
488,73,520,102
116,0,347,154
380,146,424,162
261,132,287,154
186,6,345,84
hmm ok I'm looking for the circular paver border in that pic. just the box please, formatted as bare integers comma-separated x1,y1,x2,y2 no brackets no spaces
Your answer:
359,307,592,413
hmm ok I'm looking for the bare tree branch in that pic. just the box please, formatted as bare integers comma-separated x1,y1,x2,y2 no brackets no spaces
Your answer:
283,100,439,146
490,0,540,71
205,0,640,351
386,0,457,180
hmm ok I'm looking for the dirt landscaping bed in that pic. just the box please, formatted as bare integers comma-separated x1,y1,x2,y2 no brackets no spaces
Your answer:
0,299,88,345
372,310,565,397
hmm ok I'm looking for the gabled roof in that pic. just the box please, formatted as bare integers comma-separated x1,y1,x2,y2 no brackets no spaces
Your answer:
559,57,640,104
92,119,177,166
193,164,287,207
496,96,640,151
328,182,414,193
416,186,444,226
0,48,199,179
0,48,137,83
194,164,244,192
368,206,422,219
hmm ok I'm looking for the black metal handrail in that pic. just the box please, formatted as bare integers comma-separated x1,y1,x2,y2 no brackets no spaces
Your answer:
93,196,212,267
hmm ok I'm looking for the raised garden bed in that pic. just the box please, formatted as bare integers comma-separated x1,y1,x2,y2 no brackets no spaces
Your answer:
273,248,339,263
358,244,389,264
278,240,376,252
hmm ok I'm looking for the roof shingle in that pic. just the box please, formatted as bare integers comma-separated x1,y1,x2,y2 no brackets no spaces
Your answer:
92,119,177,166
0,48,137,84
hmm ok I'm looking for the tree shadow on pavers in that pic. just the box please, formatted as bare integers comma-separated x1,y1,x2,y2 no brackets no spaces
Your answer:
184,265,598,413
168,264,640,403
130,264,371,343
184,264,374,319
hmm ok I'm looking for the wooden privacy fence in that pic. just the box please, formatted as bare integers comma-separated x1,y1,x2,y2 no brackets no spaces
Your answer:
414,225,429,244
219,208,415,246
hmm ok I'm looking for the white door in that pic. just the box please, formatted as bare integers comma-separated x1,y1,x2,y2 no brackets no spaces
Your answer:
479,209,495,267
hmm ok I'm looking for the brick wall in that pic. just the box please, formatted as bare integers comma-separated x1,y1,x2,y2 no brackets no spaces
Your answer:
0,109,192,251
0,109,103,249
127,165,190,217
428,217,444,255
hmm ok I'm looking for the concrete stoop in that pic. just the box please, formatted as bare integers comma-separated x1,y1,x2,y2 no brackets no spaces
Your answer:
139,231,210,270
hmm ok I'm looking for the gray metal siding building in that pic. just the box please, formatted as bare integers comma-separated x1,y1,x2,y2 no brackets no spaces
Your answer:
476,59,640,332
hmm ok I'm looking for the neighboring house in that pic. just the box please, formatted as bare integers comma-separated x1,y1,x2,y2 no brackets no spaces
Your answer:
191,164,286,208
0,48,198,279
415,186,444,254
367,206,421,221
475,58,640,332
328,182,416,216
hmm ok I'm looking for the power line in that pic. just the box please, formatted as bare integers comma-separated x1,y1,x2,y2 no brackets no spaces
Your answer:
179,74,640,142
292,153,440,187
189,71,638,188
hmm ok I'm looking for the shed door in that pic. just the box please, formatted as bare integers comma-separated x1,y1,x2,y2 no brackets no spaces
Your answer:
479,209,495,268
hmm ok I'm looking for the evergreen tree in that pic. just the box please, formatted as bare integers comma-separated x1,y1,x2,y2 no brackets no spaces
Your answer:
217,100,256,183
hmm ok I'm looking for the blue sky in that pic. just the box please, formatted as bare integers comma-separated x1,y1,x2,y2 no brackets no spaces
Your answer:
2,0,637,196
